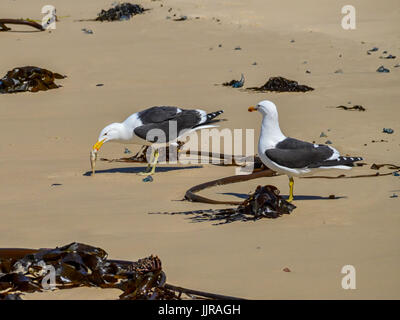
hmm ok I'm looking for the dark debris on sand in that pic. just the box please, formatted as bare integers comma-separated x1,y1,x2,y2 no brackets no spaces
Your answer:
151,185,296,225
247,76,314,92
96,3,146,22
0,66,65,94
0,242,241,300
0,242,165,300
337,105,366,111
222,74,245,88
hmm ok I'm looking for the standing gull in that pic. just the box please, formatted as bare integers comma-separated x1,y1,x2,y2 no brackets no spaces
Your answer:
92,106,224,175
248,100,362,202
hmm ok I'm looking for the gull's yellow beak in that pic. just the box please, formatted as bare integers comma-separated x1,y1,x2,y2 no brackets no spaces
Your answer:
248,106,257,112
92,138,106,151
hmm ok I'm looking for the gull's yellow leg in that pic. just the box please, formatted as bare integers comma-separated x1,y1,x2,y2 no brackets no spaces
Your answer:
148,149,160,175
139,149,154,175
139,149,159,175
288,177,294,202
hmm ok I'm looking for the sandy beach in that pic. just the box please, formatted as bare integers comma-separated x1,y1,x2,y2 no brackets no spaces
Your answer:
1,0,399,299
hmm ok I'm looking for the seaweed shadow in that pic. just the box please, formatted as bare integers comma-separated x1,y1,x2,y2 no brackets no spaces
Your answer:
220,192,346,201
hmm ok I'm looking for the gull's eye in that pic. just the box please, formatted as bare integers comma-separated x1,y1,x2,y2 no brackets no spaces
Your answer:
104,132,108,136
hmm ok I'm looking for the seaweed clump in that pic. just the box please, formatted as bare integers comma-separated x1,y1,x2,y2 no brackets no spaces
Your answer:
247,76,314,92
151,185,296,225
223,74,245,88
96,3,146,21
0,66,65,94
0,242,165,300
0,242,242,300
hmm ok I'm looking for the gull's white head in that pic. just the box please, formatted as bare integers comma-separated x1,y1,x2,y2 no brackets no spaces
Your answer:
248,100,285,141
93,122,128,151
248,100,279,120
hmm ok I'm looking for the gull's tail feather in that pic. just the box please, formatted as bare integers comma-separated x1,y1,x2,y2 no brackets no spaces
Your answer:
206,110,224,121
204,110,224,125
195,110,224,128
308,156,363,168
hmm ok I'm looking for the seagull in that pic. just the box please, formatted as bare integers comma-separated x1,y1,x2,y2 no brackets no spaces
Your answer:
248,100,363,202
92,106,224,175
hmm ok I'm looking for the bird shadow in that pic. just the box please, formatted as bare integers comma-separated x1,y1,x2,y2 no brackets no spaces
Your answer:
288,195,347,201
83,165,203,176
220,192,347,201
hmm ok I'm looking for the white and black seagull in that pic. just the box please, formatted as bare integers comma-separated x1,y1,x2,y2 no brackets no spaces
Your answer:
93,106,224,175
248,100,363,202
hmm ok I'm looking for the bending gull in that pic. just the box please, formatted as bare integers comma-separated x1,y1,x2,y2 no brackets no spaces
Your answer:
92,106,224,175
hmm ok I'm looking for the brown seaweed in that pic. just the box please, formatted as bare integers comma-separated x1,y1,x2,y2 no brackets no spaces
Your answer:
151,185,296,225
337,105,366,111
0,242,242,300
96,3,146,22
0,66,66,94
223,74,245,88
100,143,266,170
0,19,44,32
247,76,314,92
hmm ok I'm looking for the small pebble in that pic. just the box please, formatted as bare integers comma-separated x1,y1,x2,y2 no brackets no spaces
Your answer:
81,28,93,34
305,70,311,74
368,47,379,53
383,50,388,54
325,140,332,144
334,69,343,74
394,64,400,68
390,194,398,198
320,132,328,138
234,46,241,50
290,39,295,43
96,83,104,87
383,128,394,134
393,172,399,176
218,44,222,47
377,65,390,73
380,54,396,59
124,148,132,154
51,183,62,187
142,175,153,183
252,62,257,65
283,267,291,272
173,15,187,21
